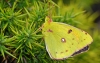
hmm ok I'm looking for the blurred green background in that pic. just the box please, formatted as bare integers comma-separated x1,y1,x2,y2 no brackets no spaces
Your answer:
0,0,100,63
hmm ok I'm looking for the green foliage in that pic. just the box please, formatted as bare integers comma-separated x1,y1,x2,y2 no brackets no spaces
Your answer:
0,34,16,59
0,0,99,63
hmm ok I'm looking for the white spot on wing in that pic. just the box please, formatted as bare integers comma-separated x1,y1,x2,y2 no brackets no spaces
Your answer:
61,38,66,43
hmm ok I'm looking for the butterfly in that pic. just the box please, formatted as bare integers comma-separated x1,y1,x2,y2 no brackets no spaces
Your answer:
42,16,93,60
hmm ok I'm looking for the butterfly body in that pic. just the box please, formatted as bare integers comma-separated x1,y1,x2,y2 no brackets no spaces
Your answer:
42,17,93,60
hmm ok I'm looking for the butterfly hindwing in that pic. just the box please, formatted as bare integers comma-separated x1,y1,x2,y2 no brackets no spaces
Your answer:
42,17,93,60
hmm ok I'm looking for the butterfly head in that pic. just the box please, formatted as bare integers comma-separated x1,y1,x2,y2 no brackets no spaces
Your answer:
42,16,52,35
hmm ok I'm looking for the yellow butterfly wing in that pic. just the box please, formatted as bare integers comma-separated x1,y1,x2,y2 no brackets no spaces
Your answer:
42,17,93,60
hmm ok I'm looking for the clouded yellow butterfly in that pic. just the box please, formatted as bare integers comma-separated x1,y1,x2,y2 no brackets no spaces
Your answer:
42,16,93,60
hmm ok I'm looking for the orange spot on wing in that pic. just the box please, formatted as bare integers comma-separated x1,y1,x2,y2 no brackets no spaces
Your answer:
47,29,53,32
68,29,72,34
66,50,68,52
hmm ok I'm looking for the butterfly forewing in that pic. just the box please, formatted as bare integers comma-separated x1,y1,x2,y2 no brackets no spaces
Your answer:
58,22,93,50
